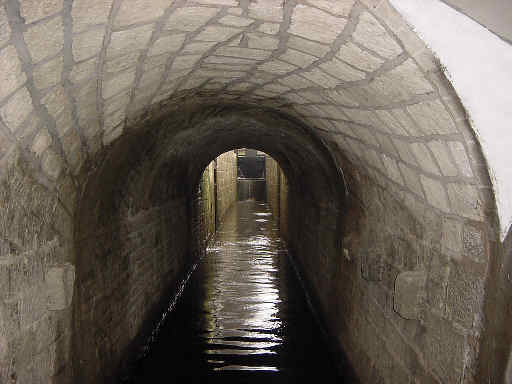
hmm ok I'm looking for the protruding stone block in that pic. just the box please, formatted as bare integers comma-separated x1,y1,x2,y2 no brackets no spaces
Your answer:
394,270,426,319
47,263,75,310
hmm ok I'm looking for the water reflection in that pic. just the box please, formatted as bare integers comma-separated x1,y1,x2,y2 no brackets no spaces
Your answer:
200,204,282,368
123,201,352,382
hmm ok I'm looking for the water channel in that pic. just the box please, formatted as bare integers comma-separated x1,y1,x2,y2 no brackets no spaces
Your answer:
124,200,355,383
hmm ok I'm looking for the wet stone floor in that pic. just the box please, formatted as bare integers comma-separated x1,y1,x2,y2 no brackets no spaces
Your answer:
124,200,354,383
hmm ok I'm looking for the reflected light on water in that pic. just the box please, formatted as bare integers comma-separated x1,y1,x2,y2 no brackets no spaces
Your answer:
123,200,352,383
201,203,284,372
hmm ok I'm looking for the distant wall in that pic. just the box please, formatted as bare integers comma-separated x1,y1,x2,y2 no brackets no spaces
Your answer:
200,163,215,245
280,172,289,241
237,178,266,201
215,151,237,225
265,155,288,239
265,156,280,226
73,134,194,384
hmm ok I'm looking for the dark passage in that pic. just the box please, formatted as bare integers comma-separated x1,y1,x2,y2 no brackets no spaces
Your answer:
124,200,351,383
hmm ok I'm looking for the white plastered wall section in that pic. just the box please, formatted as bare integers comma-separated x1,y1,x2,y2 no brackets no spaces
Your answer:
391,0,512,241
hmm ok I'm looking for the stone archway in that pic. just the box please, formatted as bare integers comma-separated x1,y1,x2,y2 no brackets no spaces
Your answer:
0,1,509,383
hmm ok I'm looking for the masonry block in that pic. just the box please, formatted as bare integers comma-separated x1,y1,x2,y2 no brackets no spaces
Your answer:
289,5,346,43
47,263,75,311
463,224,486,263
353,12,402,59
24,17,64,63
0,7,10,47
361,249,383,281
337,42,384,72
394,270,426,319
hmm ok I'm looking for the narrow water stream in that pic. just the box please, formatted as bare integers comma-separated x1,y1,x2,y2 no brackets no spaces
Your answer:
124,200,353,382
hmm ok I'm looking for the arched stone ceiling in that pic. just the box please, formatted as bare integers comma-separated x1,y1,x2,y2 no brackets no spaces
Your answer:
0,2,507,383
391,0,512,240
0,0,494,229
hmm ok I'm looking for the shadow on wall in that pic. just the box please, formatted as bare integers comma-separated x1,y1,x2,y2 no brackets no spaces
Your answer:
25,98,507,383
0,95,502,384
68,102,345,384
72,126,194,383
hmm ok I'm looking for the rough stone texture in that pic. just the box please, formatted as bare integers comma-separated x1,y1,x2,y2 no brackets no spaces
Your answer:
71,0,112,33
165,7,218,32
0,1,502,383
0,7,10,47
361,248,384,281
0,149,74,384
46,263,75,311
24,16,64,63
394,270,426,319
265,155,280,225
200,162,216,243
33,55,63,90
289,5,346,43
72,28,105,62
249,0,283,22
114,0,169,27
353,12,402,59
1,87,33,133
215,150,238,222
20,0,63,24
0,45,26,101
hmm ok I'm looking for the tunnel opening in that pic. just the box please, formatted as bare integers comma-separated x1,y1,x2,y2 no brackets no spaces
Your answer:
3,94,498,384
235,148,267,202
0,1,508,383
72,103,349,383
197,148,286,244
114,146,355,382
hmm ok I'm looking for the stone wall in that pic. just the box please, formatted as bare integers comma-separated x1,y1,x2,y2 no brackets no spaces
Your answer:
265,155,288,240
477,225,512,383
72,130,197,384
279,173,289,241
265,155,280,225
215,151,237,225
200,162,216,245
199,153,238,246
74,200,189,383
0,150,76,383
287,151,494,383
0,0,507,380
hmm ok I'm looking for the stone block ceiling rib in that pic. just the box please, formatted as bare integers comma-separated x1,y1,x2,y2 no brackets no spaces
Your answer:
0,0,490,227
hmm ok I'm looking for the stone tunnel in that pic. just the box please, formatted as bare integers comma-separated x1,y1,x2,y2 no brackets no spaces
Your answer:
0,0,511,383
